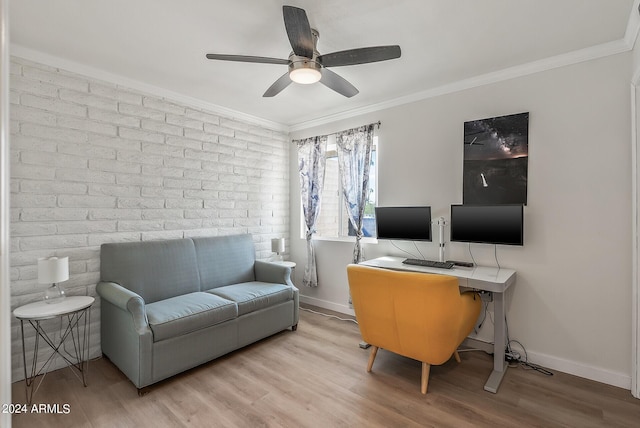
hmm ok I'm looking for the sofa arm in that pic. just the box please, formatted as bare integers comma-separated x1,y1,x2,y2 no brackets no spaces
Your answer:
254,260,294,287
96,281,149,334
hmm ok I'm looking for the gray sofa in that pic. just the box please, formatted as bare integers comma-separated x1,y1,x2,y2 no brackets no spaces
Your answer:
96,234,299,391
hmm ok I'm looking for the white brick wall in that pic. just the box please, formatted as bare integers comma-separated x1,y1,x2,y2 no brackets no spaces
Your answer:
9,56,291,382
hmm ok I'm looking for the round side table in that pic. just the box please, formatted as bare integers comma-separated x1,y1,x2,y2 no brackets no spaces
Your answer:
273,261,296,270
14,295,94,404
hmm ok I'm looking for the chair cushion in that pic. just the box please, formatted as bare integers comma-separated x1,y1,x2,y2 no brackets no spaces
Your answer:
146,292,237,342
206,282,293,316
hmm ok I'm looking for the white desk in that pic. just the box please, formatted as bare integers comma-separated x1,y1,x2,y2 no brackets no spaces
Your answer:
359,256,516,393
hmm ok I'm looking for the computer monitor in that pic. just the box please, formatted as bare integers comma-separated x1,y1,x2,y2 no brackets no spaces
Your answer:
374,206,432,241
450,204,524,246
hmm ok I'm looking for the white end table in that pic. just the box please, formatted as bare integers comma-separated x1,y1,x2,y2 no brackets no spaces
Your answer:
14,296,94,404
272,261,296,270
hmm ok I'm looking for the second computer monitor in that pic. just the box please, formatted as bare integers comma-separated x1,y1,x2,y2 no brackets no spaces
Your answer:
450,204,524,246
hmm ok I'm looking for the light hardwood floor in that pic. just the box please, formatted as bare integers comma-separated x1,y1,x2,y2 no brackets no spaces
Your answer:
10,306,640,427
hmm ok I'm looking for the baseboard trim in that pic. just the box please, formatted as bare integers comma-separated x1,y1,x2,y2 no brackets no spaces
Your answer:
524,350,631,390
299,295,355,317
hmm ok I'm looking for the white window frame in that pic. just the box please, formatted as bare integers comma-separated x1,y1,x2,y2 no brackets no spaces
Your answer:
302,136,378,243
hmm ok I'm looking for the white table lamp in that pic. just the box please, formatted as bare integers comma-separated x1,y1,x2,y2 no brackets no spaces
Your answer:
38,256,69,304
271,238,285,262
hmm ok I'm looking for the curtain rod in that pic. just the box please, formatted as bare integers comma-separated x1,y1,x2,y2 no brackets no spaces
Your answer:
328,121,380,138
293,121,381,142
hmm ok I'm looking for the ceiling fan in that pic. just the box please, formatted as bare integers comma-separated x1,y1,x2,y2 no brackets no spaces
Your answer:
205,5,401,98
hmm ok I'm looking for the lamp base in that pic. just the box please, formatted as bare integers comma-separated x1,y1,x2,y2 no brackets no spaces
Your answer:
270,253,284,262
43,283,66,304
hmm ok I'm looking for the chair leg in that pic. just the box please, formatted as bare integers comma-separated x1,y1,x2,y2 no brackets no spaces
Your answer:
421,362,431,394
366,346,379,372
454,350,461,363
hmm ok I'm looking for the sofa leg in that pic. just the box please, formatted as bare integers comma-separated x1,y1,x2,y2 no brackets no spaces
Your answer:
291,324,298,331
137,386,151,397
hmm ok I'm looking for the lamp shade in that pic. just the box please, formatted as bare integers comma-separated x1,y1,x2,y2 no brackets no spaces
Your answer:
271,238,285,253
38,256,69,284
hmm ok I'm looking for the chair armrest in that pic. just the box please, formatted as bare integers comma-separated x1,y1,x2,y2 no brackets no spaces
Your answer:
96,281,149,333
254,260,293,287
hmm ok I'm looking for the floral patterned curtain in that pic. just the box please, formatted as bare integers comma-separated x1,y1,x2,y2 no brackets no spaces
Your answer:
336,124,375,263
296,135,327,287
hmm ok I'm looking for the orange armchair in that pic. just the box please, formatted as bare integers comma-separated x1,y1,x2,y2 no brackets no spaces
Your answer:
347,264,482,394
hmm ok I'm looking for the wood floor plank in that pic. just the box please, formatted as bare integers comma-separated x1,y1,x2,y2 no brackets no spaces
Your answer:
10,306,640,427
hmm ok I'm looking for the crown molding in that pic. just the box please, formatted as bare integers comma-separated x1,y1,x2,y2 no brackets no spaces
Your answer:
290,38,632,132
10,44,290,133
291,2,640,132
13,0,640,137
625,0,640,50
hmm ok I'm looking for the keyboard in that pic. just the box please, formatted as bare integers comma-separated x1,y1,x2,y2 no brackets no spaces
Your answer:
402,258,454,269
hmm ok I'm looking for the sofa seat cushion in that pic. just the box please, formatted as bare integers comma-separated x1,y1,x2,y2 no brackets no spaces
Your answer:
146,292,237,342
206,282,293,316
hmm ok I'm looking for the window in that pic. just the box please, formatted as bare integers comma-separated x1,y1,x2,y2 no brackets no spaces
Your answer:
312,135,377,240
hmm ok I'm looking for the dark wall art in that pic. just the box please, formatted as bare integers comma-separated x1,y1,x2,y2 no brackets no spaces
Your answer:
463,112,529,205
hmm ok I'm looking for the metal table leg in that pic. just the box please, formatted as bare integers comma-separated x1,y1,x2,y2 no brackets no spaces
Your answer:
19,307,91,404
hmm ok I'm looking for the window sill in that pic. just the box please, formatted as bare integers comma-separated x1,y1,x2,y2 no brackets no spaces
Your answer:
309,235,378,244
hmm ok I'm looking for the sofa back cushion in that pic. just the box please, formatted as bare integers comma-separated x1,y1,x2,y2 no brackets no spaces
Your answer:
100,239,200,303
192,234,256,290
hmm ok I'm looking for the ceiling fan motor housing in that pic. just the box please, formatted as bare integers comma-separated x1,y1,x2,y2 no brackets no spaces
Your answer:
288,29,321,84
288,54,321,84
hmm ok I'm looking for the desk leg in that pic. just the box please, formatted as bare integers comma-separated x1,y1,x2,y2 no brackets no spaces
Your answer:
484,291,508,393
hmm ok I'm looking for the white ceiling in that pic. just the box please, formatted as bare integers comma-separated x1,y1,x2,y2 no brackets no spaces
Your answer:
10,0,638,129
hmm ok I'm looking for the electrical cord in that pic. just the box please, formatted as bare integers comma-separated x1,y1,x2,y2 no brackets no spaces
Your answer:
412,241,426,260
505,316,553,376
301,307,358,324
474,300,489,334
390,240,419,259
468,243,477,266
468,243,502,270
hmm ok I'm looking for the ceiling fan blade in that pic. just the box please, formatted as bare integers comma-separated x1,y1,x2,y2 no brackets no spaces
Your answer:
282,6,314,58
320,68,358,98
263,72,292,97
206,54,289,65
318,45,401,67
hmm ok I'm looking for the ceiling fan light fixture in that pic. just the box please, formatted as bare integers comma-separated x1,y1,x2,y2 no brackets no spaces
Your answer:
288,56,322,84
289,67,321,84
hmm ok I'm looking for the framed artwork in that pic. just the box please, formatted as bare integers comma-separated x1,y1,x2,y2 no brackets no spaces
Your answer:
463,112,529,205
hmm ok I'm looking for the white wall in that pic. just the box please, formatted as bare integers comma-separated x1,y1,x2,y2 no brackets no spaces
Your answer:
1,0,12,424
9,56,290,381
290,52,633,388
